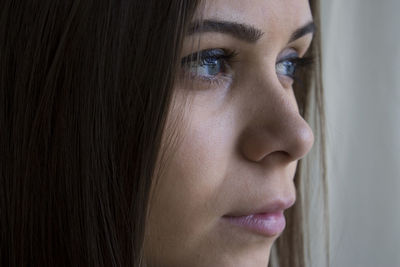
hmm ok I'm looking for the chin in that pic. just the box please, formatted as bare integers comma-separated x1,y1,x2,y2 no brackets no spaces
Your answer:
204,243,272,267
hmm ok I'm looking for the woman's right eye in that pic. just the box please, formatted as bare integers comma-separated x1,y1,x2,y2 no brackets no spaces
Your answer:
180,48,237,84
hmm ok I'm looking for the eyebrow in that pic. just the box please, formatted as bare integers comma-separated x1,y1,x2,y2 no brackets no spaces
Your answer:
187,20,315,44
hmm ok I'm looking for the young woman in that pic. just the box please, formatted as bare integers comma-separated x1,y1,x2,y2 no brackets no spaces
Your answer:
0,0,327,266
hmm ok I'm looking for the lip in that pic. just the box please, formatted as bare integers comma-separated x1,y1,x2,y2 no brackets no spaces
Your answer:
224,197,296,217
222,197,295,237
222,211,286,237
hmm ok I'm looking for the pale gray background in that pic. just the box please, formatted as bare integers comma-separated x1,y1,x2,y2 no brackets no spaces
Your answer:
321,0,400,266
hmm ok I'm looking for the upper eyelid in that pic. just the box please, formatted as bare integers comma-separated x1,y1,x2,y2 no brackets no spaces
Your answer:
277,52,300,62
290,36,314,56
181,49,219,65
181,49,238,66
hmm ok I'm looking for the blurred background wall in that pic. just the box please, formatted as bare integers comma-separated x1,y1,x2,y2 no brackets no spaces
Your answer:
320,0,400,266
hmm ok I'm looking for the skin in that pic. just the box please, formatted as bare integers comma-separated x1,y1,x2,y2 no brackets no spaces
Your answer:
144,0,314,266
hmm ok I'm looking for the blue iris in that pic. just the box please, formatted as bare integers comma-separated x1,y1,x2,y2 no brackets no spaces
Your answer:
276,59,297,78
182,49,228,79
196,57,223,77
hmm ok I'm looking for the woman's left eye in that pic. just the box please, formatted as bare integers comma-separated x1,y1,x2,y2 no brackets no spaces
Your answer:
181,48,237,83
276,57,298,79
186,55,225,78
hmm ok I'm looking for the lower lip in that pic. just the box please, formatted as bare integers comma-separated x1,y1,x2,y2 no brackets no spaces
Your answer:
222,211,286,237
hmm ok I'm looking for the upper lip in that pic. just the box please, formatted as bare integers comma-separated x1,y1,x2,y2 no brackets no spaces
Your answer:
223,196,296,217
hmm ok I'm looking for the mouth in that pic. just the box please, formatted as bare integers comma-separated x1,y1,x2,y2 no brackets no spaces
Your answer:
222,197,295,237
222,211,286,237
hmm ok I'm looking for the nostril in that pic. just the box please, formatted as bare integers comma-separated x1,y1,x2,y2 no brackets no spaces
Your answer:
239,130,281,163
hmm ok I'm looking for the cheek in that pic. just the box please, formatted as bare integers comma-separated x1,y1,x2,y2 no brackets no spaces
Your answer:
158,115,232,221
146,107,235,255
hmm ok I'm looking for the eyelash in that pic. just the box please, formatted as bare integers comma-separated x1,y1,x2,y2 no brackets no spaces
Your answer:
180,48,313,86
276,54,314,81
180,48,237,86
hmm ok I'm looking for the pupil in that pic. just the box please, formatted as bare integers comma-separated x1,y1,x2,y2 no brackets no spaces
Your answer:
206,59,220,75
286,61,295,75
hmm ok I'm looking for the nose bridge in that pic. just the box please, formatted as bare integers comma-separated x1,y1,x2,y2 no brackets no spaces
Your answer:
239,76,314,163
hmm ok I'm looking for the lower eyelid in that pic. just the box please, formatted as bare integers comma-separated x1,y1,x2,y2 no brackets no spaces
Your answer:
199,71,233,84
277,74,295,87
192,70,234,89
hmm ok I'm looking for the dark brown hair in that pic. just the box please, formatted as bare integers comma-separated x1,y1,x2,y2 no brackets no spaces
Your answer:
1,1,197,266
0,0,327,266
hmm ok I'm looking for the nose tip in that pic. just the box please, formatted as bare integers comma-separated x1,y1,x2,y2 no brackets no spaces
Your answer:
285,118,314,161
240,112,315,163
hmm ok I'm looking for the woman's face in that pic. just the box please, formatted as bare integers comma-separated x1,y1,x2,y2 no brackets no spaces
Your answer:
145,0,314,266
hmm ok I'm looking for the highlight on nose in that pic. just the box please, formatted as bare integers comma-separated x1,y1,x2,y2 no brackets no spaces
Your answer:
284,119,315,161
239,113,315,164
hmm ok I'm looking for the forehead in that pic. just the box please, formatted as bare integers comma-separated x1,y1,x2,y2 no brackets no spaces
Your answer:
195,0,313,39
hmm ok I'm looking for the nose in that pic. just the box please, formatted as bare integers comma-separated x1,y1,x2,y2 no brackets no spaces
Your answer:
239,76,314,164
